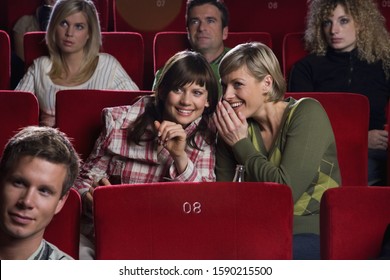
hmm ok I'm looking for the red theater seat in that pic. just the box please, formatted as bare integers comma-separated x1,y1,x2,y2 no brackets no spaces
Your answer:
55,89,151,161
0,30,10,89
23,31,145,89
44,188,81,260
94,0,110,31
113,0,187,88
285,92,369,186
282,32,307,80
321,187,390,259
94,182,293,260
376,0,390,32
0,90,39,155
224,0,309,68
3,0,41,36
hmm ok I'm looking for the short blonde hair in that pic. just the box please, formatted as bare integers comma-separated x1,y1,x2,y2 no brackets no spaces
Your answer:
219,42,286,102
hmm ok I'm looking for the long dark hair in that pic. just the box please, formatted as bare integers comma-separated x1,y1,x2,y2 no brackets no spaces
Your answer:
127,51,219,150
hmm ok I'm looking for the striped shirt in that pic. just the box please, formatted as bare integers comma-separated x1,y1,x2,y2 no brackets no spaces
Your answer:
15,53,139,127
74,95,216,195
28,240,73,260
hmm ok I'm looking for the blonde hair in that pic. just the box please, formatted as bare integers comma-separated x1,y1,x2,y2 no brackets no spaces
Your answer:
219,42,286,102
305,0,390,77
46,0,101,83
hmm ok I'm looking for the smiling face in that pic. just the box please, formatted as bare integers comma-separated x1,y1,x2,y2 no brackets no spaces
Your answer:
322,4,357,52
163,82,210,127
221,65,271,120
55,11,90,56
0,156,68,241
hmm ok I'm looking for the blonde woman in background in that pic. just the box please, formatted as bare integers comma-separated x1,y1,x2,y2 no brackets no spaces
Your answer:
16,0,138,127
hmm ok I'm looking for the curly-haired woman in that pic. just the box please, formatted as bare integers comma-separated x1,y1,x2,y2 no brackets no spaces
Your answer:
289,0,390,186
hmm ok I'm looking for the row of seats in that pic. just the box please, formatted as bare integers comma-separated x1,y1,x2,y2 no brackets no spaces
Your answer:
0,89,151,160
0,29,304,90
0,90,370,184
0,90,385,260
0,0,308,87
43,182,390,260
2,1,390,87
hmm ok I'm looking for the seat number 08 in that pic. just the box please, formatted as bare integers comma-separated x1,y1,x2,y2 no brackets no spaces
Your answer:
182,202,202,214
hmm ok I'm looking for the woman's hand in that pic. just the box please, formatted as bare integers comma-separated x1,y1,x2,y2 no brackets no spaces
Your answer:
212,100,248,146
155,120,189,173
368,129,388,150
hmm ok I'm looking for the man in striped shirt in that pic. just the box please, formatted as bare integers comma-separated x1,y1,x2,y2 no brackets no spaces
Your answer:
0,126,80,260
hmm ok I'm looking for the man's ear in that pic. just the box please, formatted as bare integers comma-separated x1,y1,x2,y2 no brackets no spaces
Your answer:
54,191,69,215
222,26,228,41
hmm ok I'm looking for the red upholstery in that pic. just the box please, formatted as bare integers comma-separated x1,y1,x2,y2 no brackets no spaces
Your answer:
113,0,187,88
23,31,47,70
3,0,41,35
386,99,390,185
285,92,369,186
224,0,308,67
321,187,390,259
24,31,145,89
0,90,39,155
55,89,152,161
94,182,293,260
282,32,307,80
0,30,10,89
376,0,390,32
100,32,144,88
44,188,81,259
153,31,273,74
93,0,109,31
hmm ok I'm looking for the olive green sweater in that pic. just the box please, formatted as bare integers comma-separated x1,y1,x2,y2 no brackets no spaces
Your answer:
216,97,341,234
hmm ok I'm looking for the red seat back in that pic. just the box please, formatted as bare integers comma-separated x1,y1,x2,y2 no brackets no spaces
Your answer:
153,31,272,74
0,90,39,155
93,0,109,31
376,0,390,32
285,92,369,186
113,0,187,88
224,0,309,68
0,30,10,89
24,31,144,88
321,187,390,259
3,0,41,36
55,89,152,161
94,182,293,260
282,32,308,80
44,188,81,259
100,32,144,88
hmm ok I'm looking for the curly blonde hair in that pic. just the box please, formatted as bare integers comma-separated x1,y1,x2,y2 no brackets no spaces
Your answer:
305,0,390,77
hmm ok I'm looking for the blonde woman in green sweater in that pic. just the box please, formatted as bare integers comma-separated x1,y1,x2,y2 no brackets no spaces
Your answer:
213,42,341,259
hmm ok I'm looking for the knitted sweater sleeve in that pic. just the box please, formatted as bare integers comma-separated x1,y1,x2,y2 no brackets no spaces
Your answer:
217,99,338,203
